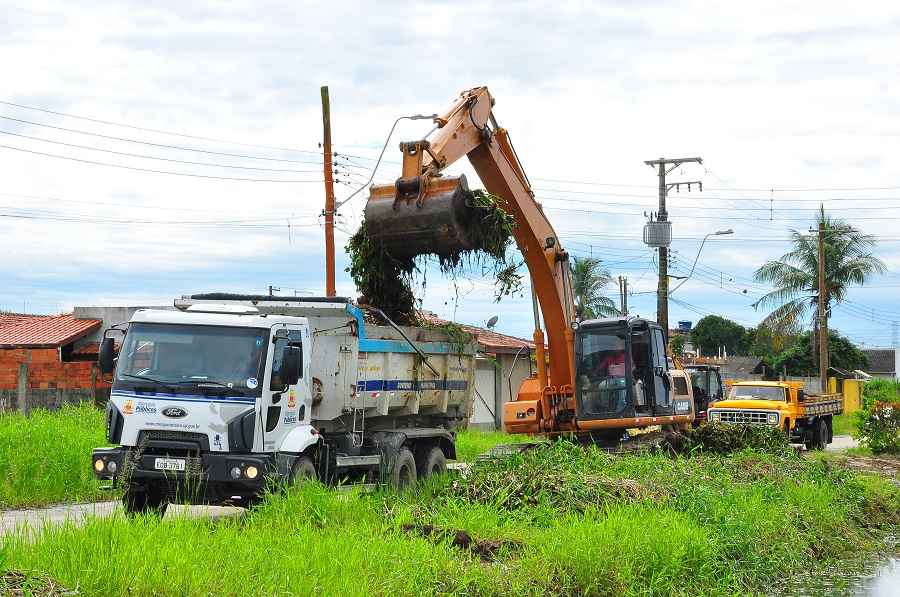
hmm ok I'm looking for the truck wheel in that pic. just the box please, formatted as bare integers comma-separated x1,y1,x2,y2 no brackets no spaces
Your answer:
390,448,417,489
123,484,167,518
814,419,829,450
417,446,447,478
291,456,317,483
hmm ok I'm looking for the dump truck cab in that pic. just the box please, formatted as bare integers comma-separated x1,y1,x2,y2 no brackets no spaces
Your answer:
93,305,314,511
708,380,843,450
683,364,724,425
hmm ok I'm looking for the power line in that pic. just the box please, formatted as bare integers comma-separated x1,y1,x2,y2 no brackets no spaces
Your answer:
0,128,326,174
0,114,324,164
0,142,326,183
0,99,322,155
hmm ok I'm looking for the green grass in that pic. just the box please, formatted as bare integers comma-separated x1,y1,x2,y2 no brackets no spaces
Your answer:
454,428,534,462
832,413,854,436
3,442,898,596
0,404,110,508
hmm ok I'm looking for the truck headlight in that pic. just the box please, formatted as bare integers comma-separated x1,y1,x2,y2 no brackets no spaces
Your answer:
94,458,105,472
244,465,259,480
230,466,242,480
710,412,720,422
107,460,118,475
768,413,778,425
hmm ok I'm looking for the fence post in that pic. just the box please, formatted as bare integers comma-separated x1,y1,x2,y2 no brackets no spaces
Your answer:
17,362,28,416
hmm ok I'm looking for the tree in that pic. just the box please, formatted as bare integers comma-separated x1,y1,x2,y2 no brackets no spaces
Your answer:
570,257,619,320
670,334,686,358
690,315,747,356
771,331,869,376
752,205,886,334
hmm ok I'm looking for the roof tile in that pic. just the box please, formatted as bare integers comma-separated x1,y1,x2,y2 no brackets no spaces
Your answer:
0,314,101,348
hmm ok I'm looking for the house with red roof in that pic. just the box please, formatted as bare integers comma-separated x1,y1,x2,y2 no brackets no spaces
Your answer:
0,312,107,413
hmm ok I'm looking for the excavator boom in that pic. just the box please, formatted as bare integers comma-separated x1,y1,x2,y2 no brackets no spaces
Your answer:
364,86,692,436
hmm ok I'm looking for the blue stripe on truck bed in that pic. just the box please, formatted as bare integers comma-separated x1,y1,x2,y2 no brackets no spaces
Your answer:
356,379,469,392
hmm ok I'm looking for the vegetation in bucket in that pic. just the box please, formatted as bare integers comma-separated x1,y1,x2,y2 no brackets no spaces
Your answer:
347,189,521,323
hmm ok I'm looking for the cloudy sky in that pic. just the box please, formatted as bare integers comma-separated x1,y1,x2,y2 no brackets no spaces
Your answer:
3,1,900,347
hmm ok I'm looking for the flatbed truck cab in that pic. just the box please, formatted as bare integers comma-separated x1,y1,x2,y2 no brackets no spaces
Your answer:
707,380,843,450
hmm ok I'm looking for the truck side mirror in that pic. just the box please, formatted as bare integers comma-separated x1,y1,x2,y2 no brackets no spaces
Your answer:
279,346,302,387
99,337,115,375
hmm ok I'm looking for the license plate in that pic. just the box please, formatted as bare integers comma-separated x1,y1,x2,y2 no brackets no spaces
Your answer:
154,458,186,471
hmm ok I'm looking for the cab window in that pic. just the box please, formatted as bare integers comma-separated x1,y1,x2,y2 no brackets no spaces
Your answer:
673,376,689,397
270,331,303,391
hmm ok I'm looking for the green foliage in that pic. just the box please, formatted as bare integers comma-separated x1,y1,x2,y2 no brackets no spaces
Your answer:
771,330,869,376
670,334,686,357
690,315,747,356
753,205,886,333
678,422,793,456
0,404,111,508
854,379,900,454
570,256,619,320
346,189,519,323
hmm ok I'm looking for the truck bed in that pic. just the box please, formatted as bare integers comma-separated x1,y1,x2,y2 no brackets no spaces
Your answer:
800,393,843,417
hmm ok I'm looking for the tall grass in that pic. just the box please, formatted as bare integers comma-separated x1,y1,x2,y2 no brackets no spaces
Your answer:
4,443,898,596
0,404,109,508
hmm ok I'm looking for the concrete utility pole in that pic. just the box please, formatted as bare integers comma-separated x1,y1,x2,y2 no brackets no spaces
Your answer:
618,276,628,316
643,156,703,336
321,86,336,297
817,221,829,393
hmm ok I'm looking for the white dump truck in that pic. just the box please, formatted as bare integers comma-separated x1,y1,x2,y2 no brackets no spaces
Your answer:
91,294,476,515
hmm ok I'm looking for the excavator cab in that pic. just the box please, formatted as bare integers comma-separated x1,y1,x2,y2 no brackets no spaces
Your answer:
574,317,672,422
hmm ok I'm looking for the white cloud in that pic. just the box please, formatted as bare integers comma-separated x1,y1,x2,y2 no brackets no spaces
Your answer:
2,0,899,344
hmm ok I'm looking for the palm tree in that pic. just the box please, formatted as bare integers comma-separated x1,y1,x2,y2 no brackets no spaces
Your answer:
570,256,620,320
752,205,885,335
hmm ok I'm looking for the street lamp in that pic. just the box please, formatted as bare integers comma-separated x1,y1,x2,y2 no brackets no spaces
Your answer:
668,229,733,296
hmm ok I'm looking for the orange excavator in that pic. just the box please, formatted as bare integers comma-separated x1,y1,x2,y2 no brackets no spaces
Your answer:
364,87,694,440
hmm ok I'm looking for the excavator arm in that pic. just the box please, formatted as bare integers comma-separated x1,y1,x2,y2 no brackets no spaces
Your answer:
365,87,576,431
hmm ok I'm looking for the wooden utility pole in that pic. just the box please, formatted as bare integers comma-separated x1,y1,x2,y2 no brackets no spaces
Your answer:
817,221,829,393
643,156,703,336
321,86,336,297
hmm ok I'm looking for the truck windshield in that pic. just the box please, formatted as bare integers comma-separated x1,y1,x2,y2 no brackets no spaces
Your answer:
116,323,268,395
577,330,628,415
727,385,786,401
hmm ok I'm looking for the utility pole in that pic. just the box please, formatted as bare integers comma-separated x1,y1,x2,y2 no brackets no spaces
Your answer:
268,285,280,297
817,221,829,393
643,156,703,337
321,85,336,297
618,276,628,316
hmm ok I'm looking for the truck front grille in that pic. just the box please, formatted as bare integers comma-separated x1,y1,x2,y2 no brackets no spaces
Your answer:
717,410,770,425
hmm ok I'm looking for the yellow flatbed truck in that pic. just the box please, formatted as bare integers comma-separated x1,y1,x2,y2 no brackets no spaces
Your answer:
707,381,843,450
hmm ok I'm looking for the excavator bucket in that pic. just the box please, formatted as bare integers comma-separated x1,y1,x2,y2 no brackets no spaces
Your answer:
364,174,478,261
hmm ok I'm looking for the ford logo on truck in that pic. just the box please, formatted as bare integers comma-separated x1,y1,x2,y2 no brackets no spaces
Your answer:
162,406,188,419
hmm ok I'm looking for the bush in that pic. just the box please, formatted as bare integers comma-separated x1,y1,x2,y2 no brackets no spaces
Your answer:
854,379,900,454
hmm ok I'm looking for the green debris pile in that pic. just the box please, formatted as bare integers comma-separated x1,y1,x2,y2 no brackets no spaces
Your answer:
674,422,794,456
346,189,521,323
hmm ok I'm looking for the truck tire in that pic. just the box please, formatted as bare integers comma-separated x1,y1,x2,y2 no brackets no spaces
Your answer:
417,446,447,479
123,484,168,518
291,456,317,483
390,448,417,489
806,419,829,451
